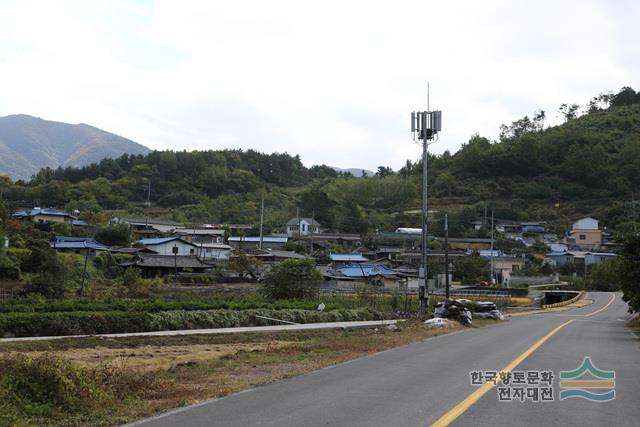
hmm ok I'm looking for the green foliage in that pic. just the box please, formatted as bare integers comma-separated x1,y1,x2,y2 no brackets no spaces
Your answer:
94,223,132,247
618,233,640,312
454,254,490,285
228,251,263,280
2,86,640,236
262,258,322,299
22,240,68,298
0,308,389,337
0,353,160,425
0,248,24,280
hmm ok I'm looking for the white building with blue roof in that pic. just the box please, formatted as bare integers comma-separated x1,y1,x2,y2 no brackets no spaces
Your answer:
13,207,77,224
49,236,110,256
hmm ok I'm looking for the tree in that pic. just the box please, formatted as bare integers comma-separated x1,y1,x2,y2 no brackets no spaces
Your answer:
558,103,580,121
618,233,640,312
610,86,637,108
228,251,262,280
22,240,67,298
454,255,489,285
94,223,132,247
376,166,394,177
262,257,322,299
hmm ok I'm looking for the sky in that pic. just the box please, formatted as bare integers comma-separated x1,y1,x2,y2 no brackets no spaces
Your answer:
0,0,639,171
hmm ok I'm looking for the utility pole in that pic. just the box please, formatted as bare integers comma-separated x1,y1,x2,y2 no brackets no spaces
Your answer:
444,213,450,300
145,180,151,229
172,244,178,282
80,241,89,297
309,210,315,254
411,87,442,317
490,209,495,285
259,196,265,250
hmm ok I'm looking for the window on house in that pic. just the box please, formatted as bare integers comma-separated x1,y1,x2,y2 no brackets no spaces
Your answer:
579,234,586,240
190,249,194,254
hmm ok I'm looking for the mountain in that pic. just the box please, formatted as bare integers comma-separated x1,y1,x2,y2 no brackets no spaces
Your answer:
331,167,375,177
2,87,640,236
0,114,151,180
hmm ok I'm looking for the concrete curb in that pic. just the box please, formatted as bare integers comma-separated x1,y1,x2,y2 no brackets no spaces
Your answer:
0,320,399,343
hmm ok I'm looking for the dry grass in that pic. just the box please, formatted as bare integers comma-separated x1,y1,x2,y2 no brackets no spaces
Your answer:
0,320,479,425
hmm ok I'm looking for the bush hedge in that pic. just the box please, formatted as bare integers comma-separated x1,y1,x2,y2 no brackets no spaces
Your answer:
0,308,391,338
0,295,366,313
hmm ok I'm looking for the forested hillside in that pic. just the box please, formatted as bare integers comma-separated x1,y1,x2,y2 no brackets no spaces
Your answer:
1,87,639,236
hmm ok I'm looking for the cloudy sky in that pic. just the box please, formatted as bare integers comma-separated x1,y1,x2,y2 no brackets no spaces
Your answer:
0,0,638,170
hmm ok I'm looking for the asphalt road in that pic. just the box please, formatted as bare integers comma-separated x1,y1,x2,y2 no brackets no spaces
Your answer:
130,292,640,427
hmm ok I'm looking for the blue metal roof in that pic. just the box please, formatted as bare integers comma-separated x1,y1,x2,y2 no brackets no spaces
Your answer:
337,264,399,278
13,208,75,218
49,236,110,251
330,253,368,262
72,219,89,226
228,236,288,243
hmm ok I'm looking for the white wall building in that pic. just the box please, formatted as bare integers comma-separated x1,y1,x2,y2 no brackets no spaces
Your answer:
136,237,197,256
286,218,321,236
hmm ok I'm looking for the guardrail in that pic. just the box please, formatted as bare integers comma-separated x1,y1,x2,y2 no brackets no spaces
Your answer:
542,291,584,309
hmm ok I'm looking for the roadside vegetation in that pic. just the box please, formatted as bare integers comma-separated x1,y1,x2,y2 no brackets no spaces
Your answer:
0,320,488,426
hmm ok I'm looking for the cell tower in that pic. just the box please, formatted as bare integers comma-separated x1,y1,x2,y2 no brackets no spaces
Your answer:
411,87,442,316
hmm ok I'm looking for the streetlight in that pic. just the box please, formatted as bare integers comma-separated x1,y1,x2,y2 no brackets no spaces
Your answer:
411,90,442,317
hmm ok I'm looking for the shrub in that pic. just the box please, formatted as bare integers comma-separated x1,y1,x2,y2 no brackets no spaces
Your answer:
262,258,322,299
0,308,392,337
0,353,166,424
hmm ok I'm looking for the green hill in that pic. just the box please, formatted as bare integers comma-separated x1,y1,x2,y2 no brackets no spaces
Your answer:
0,115,151,180
1,88,639,236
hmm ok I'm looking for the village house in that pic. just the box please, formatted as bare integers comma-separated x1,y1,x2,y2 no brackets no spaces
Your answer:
286,217,321,236
197,243,233,261
479,251,527,286
544,250,617,272
49,236,110,256
227,236,288,250
135,236,198,256
116,217,185,239
324,263,405,289
567,217,603,249
13,207,81,225
329,253,369,267
121,253,212,278
175,227,225,244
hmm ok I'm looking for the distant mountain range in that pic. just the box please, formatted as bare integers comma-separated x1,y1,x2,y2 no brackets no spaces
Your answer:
0,114,150,180
331,167,375,177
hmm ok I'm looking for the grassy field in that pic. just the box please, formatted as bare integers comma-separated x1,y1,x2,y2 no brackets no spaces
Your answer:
0,319,500,426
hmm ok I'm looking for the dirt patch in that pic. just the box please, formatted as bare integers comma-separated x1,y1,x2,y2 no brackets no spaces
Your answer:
16,341,294,371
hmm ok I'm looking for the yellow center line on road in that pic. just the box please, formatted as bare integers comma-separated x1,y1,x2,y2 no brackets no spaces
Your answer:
430,293,617,427
429,320,575,427
583,293,616,317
